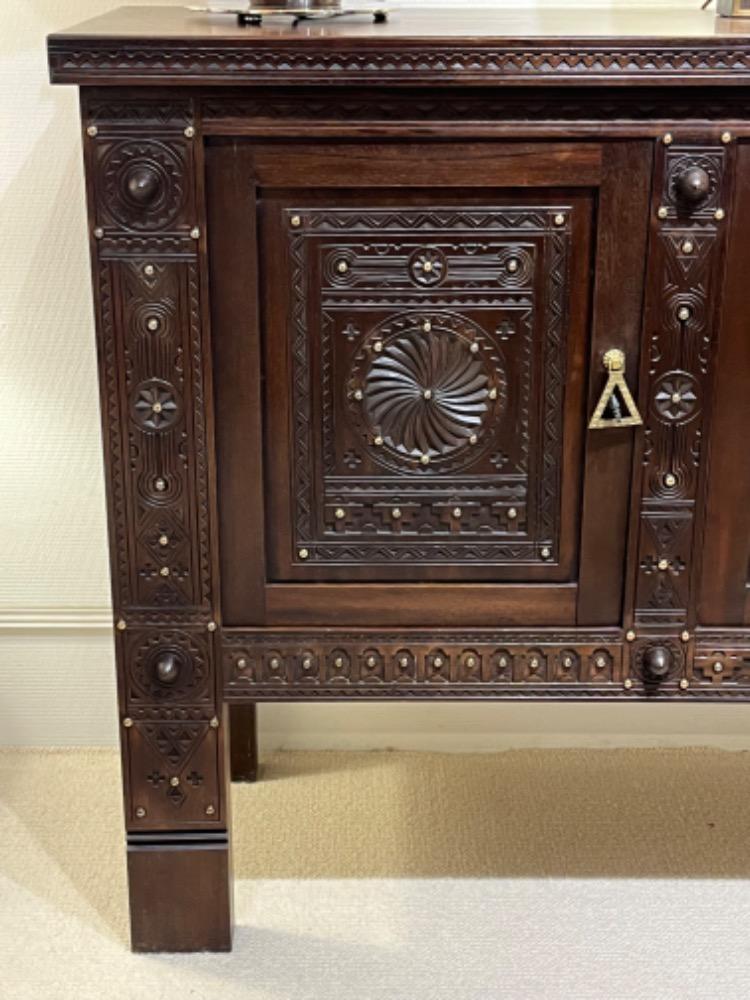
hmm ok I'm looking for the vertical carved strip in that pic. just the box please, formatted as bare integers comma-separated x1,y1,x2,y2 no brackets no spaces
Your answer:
629,135,732,637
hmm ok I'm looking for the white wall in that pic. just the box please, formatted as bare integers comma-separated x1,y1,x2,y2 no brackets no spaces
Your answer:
4,0,746,750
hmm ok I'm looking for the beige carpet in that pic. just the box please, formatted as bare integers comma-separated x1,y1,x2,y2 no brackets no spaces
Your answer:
2,747,750,998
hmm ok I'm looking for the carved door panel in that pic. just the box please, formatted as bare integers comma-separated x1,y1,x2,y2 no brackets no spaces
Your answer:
209,141,653,626
263,193,590,585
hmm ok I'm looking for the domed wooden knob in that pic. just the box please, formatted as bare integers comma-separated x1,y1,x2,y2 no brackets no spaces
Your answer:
125,165,160,205
642,645,672,681
155,652,180,685
675,167,710,203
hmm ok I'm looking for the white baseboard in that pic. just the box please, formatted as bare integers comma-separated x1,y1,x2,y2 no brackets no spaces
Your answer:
2,608,750,750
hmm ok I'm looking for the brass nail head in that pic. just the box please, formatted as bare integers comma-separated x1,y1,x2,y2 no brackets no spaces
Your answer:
170,776,180,787
469,342,480,354
553,213,565,226
159,566,170,577
713,661,724,674
420,454,430,465
664,474,677,487
353,389,363,401
210,716,220,729
116,619,127,631
143,264,155,277
626,630,636,642
469,434,478,445
334,507,345,520
205,804,215,816
147,317,160,332
624,678,634,690
540,546,551,559
507,507,517,520
681,240,694,255
488,387,498,400
657,206,668,219
662,132,674,145
237,658,248,670
374,435,384,446
123,717,133,728
721,131,732,144
298,548,309,559
679,678,689,690
392,507,402,519
337,261,349,274
290,214,302,228
135,806,146,818
452,507,462,519
658,558,669,571
86,125,98,137
159,534,169,547
190,227,201,240
423,320,432,332
93,227,104,239
715,208,725,221
184,125,195,138
681,630,690,642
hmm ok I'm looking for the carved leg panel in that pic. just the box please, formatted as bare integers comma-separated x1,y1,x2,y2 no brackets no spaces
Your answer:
82,94,232,951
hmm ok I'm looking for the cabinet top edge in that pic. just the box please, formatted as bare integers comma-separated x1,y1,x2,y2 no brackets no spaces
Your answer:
47,5,750,88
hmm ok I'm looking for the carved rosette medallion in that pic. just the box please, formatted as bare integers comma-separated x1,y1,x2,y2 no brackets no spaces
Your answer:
101,139,187,230
131,379,181,432
350,313,505,473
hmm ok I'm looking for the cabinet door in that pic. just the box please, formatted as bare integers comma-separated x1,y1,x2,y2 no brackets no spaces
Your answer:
209,140,652,627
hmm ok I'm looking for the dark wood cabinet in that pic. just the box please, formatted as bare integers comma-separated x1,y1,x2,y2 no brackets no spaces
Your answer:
48,4,750,952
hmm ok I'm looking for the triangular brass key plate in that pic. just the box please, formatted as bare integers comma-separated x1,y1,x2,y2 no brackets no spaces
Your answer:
589,349,643,429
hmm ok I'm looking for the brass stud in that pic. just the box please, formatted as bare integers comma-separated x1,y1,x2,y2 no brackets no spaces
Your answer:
657,206,668,219
210,716,220,728
147,317,160,332
595,655,607,669
116,619,127,631
302,657,313,670
269,657,281,669
670,392,682,405
334,656,344,669
681,239,694,255
721,131,732,144
488,387,498,400
184,125,195,138
152,402,163,414
681,630,690,643
713,661,724,674
190,227,201,240
155,478,167,492
207,621,217,632
298,548,309,559
434,656,444,668
530,657,539,669
466,655,477,668
373,340,383,353
159,534,169,547
205,805,215,816
662,132,674,145
392,507,402,520
563,656,573,668
469,342,480,354
677,306,691,322
624,678,634,690
423,388,433,400
159,566,170,577
93,227,104,239
423,260,433,273
469,434,478,445
353,389,363,401
337,261,349,274
123,717,133,728
507,507,518,520
507,258,519,273
499,656,509,669
679,678,689,690
170,776,180,787
553,213,565,226
540,546,551,559
658,558,669,571
366,656,377,668
665,473,677,487
290,214,302,228
420,454,430,465
143,263,155,277
237,658,248,670
135,806,146,818
423,320,432,333
715,208,725,221
626,629,636,642
399,656,409,668
374,435,384,446
334,508,345,520
452,507,462,519
86,125,98,137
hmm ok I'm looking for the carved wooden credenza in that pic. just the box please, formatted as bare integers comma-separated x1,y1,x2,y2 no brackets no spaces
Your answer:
48,5,750,952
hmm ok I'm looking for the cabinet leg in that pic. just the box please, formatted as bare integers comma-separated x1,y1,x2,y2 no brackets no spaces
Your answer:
230,702,259,782
127,831,232,952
